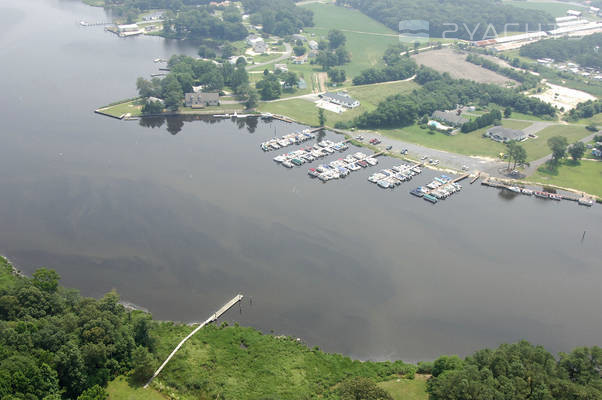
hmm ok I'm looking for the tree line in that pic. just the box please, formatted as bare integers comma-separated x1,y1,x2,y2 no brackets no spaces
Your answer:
465,53,541,90
334,0,553,40
352,66,556,129
460,108,502,133
519,34,602,69
352,45,417,85
162,7,247,41
566,99,602,121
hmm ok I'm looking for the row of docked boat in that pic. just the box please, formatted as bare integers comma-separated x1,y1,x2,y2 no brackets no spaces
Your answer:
261,130,315,151
273,140,349,168
308,152,379,181
368,164,422,189
410,175,462,204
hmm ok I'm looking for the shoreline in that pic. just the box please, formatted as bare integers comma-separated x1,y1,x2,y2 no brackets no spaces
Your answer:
93,103,601,201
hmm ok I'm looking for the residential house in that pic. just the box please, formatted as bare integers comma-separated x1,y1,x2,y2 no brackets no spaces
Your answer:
321,92,360,108
292,34,307,42
593,148,602,158
117,24,143,37
308,40,319,50
292,54,308,64
274,63,288,72
485,126,528,143
185,92,220,108
247,35,267,53
431,110,468,127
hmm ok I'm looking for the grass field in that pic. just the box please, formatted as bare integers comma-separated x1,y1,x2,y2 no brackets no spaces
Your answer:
382,120,532,159
522,124,592,161
107,377,166,400
530,159,602,197
148,323,415,399
97,100,144,118
298,3,400,77
258,80,420,126
503,1,587,17
378,376,429,400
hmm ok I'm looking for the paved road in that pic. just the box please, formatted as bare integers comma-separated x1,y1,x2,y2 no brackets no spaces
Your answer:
340,130,506,176
246,43,292,71
522,130,601,175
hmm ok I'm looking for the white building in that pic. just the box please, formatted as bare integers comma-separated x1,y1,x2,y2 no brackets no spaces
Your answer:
321,92,360,109
567,9,583,17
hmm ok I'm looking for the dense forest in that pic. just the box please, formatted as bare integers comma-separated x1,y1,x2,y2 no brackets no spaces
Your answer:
519,34,602,69
0,257,600,399
0,258,156,399
162,7,248,41
335,0,553,40
353,66,556,129
426,342,601,400
241,0,314,36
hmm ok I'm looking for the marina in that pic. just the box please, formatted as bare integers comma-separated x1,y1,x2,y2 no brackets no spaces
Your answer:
410,174,469,204
368,163,423,189
260,128,321,151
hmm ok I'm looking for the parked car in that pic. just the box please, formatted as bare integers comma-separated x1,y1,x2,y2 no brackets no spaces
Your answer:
400,148,408,154
356,135,364,141
386,145,393,150
421,155,428,160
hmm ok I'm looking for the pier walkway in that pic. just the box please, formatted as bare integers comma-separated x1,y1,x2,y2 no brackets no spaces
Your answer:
144,294,244,389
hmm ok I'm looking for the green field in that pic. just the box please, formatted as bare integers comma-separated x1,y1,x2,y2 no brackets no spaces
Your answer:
503,1,587,17
530,159,602,197
382,120,532,159
97,100,144,118
258,80,420,126
148,323,415,399
298,2,401,77
107,377,166,400
522,124,592,161
378,376,429,400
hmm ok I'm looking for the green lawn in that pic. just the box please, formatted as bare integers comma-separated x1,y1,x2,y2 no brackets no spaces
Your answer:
522,124,592,161
148,323,415,399
107,377,166,400
258,80,420,126
97,100,143,118
529,159,602,197
503,1,587,17
299,3,400,77
382,120,532,159
379,376,429,400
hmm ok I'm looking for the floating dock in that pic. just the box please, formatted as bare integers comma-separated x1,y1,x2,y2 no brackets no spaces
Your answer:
481,178,595,206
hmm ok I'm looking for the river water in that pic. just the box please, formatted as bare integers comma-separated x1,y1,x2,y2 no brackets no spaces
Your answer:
0,0,600,361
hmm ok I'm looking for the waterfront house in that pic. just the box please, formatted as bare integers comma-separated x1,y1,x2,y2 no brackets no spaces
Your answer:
185,92,220,108
321,92,360,109
117,23,144,37
431,110,468,127
593,148,602,158
485,126,527,143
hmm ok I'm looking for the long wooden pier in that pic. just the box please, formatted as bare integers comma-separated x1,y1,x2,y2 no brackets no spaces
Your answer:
144,294,244,389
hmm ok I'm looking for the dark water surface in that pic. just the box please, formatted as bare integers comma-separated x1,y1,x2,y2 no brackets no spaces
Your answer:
0,0,600,361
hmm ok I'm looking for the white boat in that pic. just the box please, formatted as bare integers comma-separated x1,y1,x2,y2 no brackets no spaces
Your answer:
578,198,594,207
521,188,533,196
507,186,521,193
